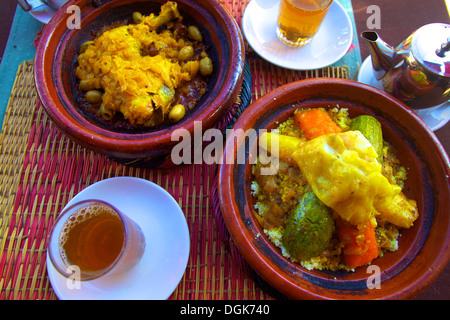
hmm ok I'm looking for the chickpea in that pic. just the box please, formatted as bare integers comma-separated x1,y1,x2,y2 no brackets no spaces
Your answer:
79,79,92,91
187,26,202,42
169,104,186,123
75,66,87,79
199,56,213,76
178,46,194,61
79,40,94,54
132,11,143,24
85,90,103,104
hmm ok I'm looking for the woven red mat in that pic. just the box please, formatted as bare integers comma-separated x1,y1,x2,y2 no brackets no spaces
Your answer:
0,60,266,300
0,0,349,300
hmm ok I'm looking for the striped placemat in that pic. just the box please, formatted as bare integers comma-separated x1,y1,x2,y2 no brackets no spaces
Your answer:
0,0,351,300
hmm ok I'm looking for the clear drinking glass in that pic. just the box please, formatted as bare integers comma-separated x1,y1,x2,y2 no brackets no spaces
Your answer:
48,199,145,281
276,0,333,47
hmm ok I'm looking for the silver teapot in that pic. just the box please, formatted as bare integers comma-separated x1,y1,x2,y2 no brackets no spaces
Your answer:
361,23,450,109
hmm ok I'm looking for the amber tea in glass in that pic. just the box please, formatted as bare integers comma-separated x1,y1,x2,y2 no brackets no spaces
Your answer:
276,0,333,47
48,199,145,281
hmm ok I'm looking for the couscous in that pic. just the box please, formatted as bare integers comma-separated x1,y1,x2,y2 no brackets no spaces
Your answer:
251,106,419,271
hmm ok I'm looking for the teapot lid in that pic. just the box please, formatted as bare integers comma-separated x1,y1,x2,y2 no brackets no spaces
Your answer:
412,23,450,77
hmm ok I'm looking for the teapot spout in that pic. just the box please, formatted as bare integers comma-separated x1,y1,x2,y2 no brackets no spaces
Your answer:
361,31,396,80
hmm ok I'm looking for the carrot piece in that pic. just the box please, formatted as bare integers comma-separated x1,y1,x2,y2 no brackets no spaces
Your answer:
294,109,342,140
335,217,379,269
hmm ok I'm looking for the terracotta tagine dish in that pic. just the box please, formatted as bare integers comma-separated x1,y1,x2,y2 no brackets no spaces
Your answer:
34,0,245,167
218,78,450,299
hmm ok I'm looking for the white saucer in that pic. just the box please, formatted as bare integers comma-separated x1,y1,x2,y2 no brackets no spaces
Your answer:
46,177,190,300
358,56,450,131
242,0,353,70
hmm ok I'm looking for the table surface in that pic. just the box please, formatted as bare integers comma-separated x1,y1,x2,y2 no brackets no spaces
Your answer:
0,0,448,300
